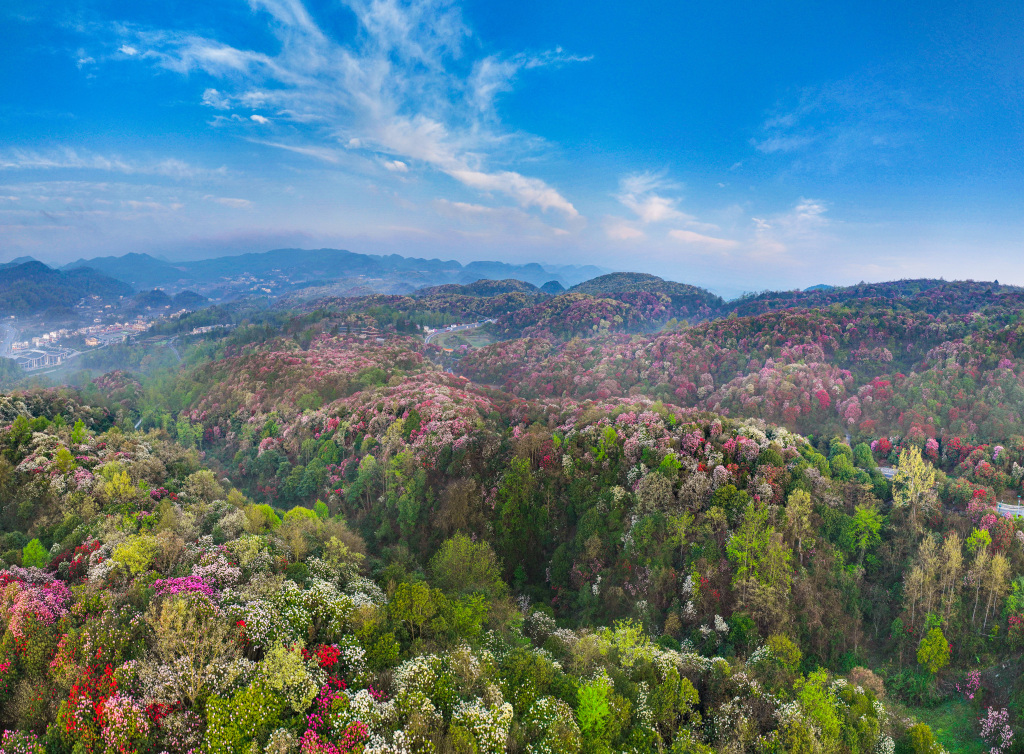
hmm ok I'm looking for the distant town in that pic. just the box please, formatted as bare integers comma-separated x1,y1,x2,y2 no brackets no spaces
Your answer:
7,307,194,371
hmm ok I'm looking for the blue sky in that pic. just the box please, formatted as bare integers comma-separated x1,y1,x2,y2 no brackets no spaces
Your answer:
2,0,1023,296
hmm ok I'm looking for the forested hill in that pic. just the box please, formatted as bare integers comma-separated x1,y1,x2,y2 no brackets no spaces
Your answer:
729,278,1019,317
0,261,133,314
0,277,1022,753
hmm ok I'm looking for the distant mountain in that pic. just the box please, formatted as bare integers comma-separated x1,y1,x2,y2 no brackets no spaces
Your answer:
540,280,565,294
458,261,565,288
0,261,133,315
803,284,835,292
61,249,611,298
1,256,40,269
542,264,608,286
63,253,189,291
415,279,539,298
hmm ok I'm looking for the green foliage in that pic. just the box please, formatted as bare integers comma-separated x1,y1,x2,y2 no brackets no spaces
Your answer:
766,633,802,673
900,723,943,754
576,673,613,743
205,682,284,754
21,538,48,568
429,533,507,600
795,669,841,747
111,534,158,575
916,627,950,675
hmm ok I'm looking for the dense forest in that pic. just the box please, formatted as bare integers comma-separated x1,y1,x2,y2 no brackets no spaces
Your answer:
0,274,1023,754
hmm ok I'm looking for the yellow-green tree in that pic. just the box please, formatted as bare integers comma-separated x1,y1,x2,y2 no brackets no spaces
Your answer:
916,627,950,675
891,446,937,532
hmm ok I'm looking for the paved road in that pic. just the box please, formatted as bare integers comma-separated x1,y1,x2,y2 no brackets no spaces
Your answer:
0,323,19,357
424,319,494,345
167,336,181,361
997,502,1024,517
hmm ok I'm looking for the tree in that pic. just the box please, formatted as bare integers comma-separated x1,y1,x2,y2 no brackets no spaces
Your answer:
429,534,507,600
748,533,793,634
21,538,48,568
904,723,943,754
891,446,937,532
784,489,815,566
667,511,694,561
983,553,1011,631
795,670,841,748
146,594,240,707
916,627,950,675
389,581,438,641
577,673,613,744
727,501,771,606
937,533,963,624
851,504,883,566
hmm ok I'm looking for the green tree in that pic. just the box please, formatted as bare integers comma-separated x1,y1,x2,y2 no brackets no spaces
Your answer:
70,419,87,445
389,581,438,641
784,489,815,566
727,501,771,606
795,669,841,748
851,504,884,566
429,533,507,600
22,538,48,568
916,627,950,675
903,723,942,754
577,673,613,744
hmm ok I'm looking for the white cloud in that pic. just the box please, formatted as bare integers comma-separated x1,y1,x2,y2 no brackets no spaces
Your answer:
447,168,578,217
202,89,231,109
751,134,814,154
118,0,584,221
433,198,575,241
750,198,830,257
615,171,685,224
605,220,645,241
204,195,252,208
752,78,917,170
250,114,270,124
668,228,738,249
250,140,343,164
118,44,138,56
0,149,222,180
123,199,182,211
383,159,408,172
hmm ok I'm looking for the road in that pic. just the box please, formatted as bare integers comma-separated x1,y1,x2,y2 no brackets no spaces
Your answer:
167,336,181,361
424,319,494,345
997,502,1024,517
0,322,18,357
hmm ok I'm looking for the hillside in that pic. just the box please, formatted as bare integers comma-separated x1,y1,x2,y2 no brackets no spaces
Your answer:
0,261,133,314
0,277,1022,753
728,278,1021,317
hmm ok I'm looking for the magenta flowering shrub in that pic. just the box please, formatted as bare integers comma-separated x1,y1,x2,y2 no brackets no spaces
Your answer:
0,574,73,640
152,576,218,600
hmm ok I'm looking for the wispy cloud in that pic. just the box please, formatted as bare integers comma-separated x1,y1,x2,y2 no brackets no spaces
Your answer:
615,171,686,223
751,78,921,170
667,228,738,250
604,220,645,241
0,149,223,180
750,198,830,258
204,195,252,209
118,0,585,218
